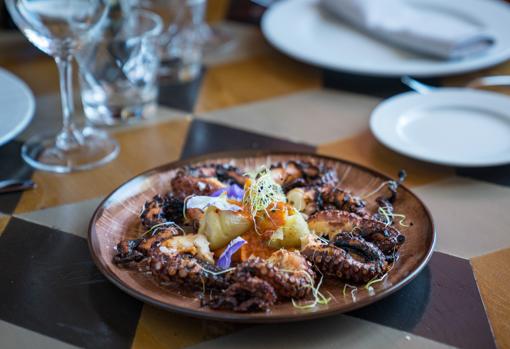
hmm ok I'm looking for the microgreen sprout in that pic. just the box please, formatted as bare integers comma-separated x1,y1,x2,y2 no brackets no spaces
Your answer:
242,167,287,232
342,284,359,302
243,167,286,215
142,221,184,238
291,272,331,310
342,283,357,297
364,273,389,290
197,265,236,276
377,207,409,227
361,180,393,199
363,262,395,296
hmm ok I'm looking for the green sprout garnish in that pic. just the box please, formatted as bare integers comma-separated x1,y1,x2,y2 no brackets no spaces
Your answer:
243,167,286,216
142,221,184,238
197,265,236,276
342,284,358,302
361,180,393,199
377,207,409,227
242,167,287,232
291,272,331,310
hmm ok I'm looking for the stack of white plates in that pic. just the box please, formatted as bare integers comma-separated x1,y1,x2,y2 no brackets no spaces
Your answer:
0,68,35,147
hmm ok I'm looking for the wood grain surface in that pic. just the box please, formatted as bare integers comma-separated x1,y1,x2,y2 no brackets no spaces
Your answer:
472,248,510,349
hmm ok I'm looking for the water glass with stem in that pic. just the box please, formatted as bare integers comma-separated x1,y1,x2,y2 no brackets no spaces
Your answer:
6,0,119,173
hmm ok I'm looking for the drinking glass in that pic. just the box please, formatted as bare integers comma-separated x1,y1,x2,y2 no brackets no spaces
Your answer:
138,0,206,81
6,0,119,173
78,9,163,125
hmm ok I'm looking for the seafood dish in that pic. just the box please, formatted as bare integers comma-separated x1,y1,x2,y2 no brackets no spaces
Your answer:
113,161,408,312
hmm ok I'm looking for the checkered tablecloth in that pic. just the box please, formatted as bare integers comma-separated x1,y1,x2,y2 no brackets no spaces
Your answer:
1,4,510,349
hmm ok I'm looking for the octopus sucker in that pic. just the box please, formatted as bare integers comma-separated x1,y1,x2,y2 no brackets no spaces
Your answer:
114,226,183,266
184,164,246,187
301,239,387,284
286,184,369,218
149,249,228,290
207,251,315,312
232,252,315,299
207,276,277,312
170,171,226,201
270,160,337,191
307,210,405,255
332,233,387,264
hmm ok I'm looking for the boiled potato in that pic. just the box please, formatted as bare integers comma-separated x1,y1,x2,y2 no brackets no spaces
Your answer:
268,210,310,249
161,234,214,264
286,188,306,212
198,206,252,250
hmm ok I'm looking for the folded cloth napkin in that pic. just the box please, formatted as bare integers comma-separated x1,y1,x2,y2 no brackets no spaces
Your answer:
320,0,494,60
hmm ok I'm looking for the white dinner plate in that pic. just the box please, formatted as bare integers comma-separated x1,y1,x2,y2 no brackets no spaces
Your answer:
261,0,510,77
370,89,510,167
0,68,35,147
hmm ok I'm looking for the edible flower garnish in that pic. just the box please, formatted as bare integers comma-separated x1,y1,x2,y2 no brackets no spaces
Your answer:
186,193,242,212
211,184,244,201
216,237,247,269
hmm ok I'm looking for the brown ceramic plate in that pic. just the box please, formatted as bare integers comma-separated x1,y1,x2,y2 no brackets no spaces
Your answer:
88,151,435,323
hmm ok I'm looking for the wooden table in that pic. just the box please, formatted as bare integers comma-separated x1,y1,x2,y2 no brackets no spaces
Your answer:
1,3,510,349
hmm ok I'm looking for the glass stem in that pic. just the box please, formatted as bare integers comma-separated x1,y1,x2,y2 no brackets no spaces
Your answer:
55,55,83,151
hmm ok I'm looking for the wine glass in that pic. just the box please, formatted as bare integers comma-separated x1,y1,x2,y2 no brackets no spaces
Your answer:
6,0,119,173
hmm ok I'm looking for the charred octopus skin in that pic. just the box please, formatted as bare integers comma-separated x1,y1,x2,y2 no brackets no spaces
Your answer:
208,251,315,312
115,229,228,290
270,160,337,191
231,252,315,299
170,171,226,201
301,236,388,284
184,163,246,187
288,185,369,218
308,210,405,255
208,276,277,312
149,249,228,290
114,226,183,267
140,194,185,228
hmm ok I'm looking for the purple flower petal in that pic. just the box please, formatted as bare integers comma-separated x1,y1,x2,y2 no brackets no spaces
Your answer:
216,236,246,269
211,184,244,201
227,184,244,201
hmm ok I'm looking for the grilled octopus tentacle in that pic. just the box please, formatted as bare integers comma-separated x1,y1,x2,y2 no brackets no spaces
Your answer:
332,233,387,264
286,185,369,218
114,226,183,266
208,276,277,312
308,210,405,255
140,194,185,228
170,171,226,201
320,184,369,217
149,250,228,290
207,251,315,312
270,161,337,191
231,255,314,299
301,237,388,283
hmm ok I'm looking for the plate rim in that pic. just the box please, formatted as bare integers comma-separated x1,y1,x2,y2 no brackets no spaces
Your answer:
370,88,510,167
0,68,35,147
88,150,436,323
261,0,510,78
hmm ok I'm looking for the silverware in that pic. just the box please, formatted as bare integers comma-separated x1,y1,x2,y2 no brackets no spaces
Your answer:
401,76,435,94
0,179,36,194
401,75,510,94
466,75,510,88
